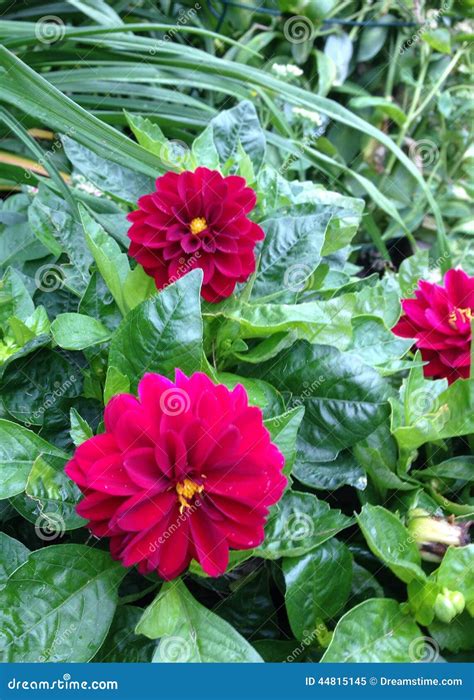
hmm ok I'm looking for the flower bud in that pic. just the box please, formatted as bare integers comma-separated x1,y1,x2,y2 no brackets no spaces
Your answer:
407,509,471,562
434,590,457,624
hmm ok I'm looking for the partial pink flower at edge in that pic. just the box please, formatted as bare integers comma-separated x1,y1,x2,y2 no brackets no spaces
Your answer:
392,268,474,383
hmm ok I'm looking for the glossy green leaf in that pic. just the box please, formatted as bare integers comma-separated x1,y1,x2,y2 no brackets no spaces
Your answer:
136,579,262,662
260,341,390,460
0,419,68,498
51,312,110,350
94,606,156,662
108,270,204,391
211,100,265,170
321,599,421,662
0,545,125,662
11,453,85,530
357,504,426,584
283,539,353,638
256,490,352,560
251,213,328,299
0,533,29,587
264,406,305,477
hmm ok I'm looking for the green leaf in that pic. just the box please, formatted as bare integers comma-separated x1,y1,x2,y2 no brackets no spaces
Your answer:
0,267,34,325
260,341,390,460
94,606,156,662
321,599,421,662
429,612,474,653
0,419,68,498
69,407,93,446
294,450,367,491
256,490,352,560
354,425,415,493
28,186,92,294
80,205,130,316
349,562,384,608
104,366,131,404
436,545,474,610
349,97,407,127
354,277,402,328
51,312,111,350
348,315,412,368
413,455,474,482
357,21,389,61
136,579,262,662
62,135,154,204
264,406,305,477
11,453,85,531
124,111,166,156
211,100,266,171
392,375,474,451
207,295,356,350
283,539,353,638
422,28,451,54
191,125,220,169
121,264,157,312
0,45,163,178
0,544,125,662
251,213,328,299
108,270,204,392
357,504,426,584
0,533,29,587
0,348,82,427
398,249,430,298
78,271,122,332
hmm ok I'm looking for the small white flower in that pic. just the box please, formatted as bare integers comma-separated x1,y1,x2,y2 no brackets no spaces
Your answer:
292,107,323,126
272,63,303,78
72,174,103,197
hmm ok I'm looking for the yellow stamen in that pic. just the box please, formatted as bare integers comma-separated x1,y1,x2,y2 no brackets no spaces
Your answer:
176,478,204,513
189,217,207,235
448,307,473,329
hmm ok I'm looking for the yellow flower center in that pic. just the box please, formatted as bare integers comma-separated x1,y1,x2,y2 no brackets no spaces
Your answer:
189,217,207,235
448,307,473,329
176,478,204,513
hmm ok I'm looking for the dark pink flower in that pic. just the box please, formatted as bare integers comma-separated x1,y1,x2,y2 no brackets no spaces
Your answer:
127,168,264,302
392,268,474,383
65,371,286,580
